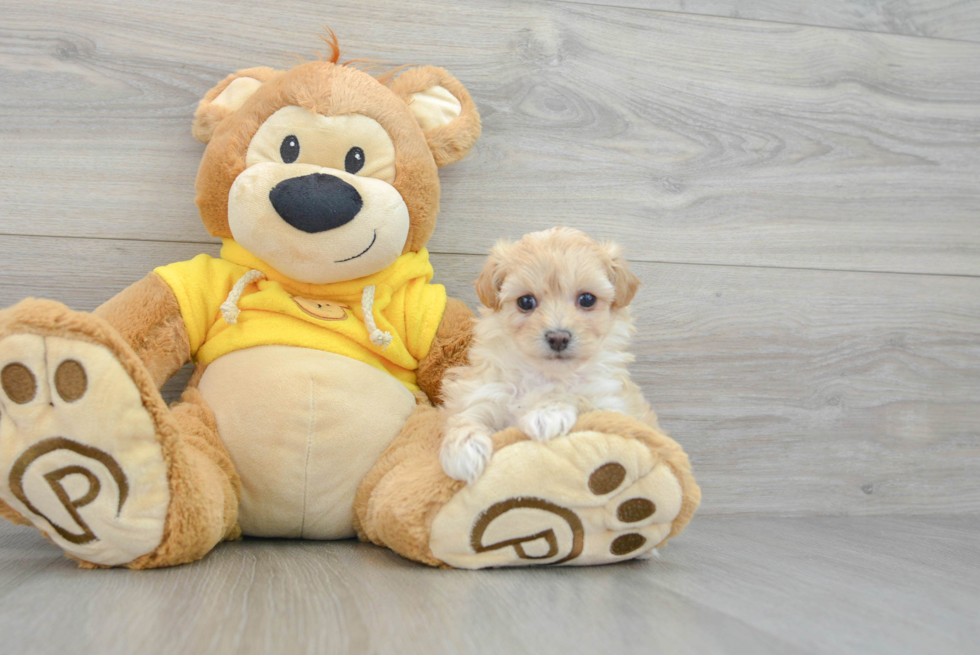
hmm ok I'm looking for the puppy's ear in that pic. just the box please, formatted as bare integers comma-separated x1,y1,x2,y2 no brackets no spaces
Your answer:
474,246,507,310
192,67,279,143
388,66,481,167
605,243,641,308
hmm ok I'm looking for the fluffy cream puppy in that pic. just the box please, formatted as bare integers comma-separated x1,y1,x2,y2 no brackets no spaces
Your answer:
440,227,654,483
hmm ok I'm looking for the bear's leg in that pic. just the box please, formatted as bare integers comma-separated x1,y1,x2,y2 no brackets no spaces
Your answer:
132,384,242,569
353,402,462,565
0,299,239,569
355,405,700,568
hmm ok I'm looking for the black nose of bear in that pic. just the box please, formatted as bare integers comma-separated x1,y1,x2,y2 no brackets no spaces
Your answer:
269,173,363,233
545,330,572,352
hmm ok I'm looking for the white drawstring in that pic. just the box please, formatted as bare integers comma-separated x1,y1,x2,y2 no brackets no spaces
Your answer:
361,285,393,349
221,273,392,350
220,269,266,324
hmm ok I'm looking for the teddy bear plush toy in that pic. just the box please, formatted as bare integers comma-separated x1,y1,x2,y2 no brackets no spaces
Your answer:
0,42,700,569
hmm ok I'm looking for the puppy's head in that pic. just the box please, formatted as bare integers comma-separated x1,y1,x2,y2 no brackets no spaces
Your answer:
474,227,640,370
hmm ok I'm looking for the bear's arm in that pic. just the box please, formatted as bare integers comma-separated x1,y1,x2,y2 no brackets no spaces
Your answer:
416,297,474,405
93,272,192,389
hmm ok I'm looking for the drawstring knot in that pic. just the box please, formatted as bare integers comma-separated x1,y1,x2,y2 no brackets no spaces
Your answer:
361,285,393,349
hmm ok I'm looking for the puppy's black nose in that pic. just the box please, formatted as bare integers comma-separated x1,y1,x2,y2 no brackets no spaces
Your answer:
269,173,363,233
545,330,572,352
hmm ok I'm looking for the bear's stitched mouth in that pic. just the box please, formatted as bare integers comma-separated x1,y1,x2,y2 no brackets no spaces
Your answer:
335,230,378,263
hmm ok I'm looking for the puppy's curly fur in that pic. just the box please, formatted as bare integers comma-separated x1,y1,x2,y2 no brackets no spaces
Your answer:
440,227,654,483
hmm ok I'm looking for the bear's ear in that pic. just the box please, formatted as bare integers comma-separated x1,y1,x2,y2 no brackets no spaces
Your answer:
388,66,482,167
192,67,279,143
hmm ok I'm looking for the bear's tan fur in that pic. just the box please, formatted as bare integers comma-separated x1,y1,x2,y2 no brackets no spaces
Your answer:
0,42,699,569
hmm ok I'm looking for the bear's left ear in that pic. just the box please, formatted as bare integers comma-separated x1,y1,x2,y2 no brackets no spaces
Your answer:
192,66,279,143
388,66,482,167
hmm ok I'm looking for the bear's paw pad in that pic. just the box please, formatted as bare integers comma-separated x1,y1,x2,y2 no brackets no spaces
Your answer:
0,334,169,566
429,431,683,568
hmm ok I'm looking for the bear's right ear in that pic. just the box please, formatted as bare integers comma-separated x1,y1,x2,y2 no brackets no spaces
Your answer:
388,66,482,167
192,67,279,143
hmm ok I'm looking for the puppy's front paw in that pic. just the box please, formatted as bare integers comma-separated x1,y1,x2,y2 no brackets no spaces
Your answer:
519,404,578,442
441,427,494,484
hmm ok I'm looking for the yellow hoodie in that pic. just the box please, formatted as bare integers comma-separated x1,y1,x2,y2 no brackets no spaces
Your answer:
154,239,447,391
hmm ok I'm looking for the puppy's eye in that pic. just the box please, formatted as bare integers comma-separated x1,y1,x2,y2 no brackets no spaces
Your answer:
577,293,597,309
280,135,300,164
345,147,365,174
517,295,537,312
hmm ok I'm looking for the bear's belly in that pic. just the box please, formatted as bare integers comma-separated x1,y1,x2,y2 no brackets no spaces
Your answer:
197,345,417,539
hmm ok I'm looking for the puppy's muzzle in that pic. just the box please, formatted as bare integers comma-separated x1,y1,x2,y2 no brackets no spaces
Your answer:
269,173,363,233
545,330,572,352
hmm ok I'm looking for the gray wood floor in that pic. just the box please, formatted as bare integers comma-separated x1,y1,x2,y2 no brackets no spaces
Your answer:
0,0,978,653
1,516,977,655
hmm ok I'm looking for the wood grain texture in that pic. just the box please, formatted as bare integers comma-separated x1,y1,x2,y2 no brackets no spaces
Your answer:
1,1,978,648
1,235,977,517
0,0,978,275
559,0,980,43
0,516,976,655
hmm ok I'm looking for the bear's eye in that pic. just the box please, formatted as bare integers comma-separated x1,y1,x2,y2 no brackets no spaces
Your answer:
280,135,300,164
577,293,597,309
345,147,365,174
517,295,537,312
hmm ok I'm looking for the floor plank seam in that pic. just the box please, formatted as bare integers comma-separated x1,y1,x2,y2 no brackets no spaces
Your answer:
4,233,978,281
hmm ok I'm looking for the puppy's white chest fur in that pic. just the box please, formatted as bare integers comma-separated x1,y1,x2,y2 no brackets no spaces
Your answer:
438,317,648,483
482,361,630,427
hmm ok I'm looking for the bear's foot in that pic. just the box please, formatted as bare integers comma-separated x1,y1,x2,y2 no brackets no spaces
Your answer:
0,303,170,566
428,414,699,568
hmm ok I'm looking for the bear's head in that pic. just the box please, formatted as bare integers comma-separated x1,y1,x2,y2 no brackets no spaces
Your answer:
191,50,480,284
